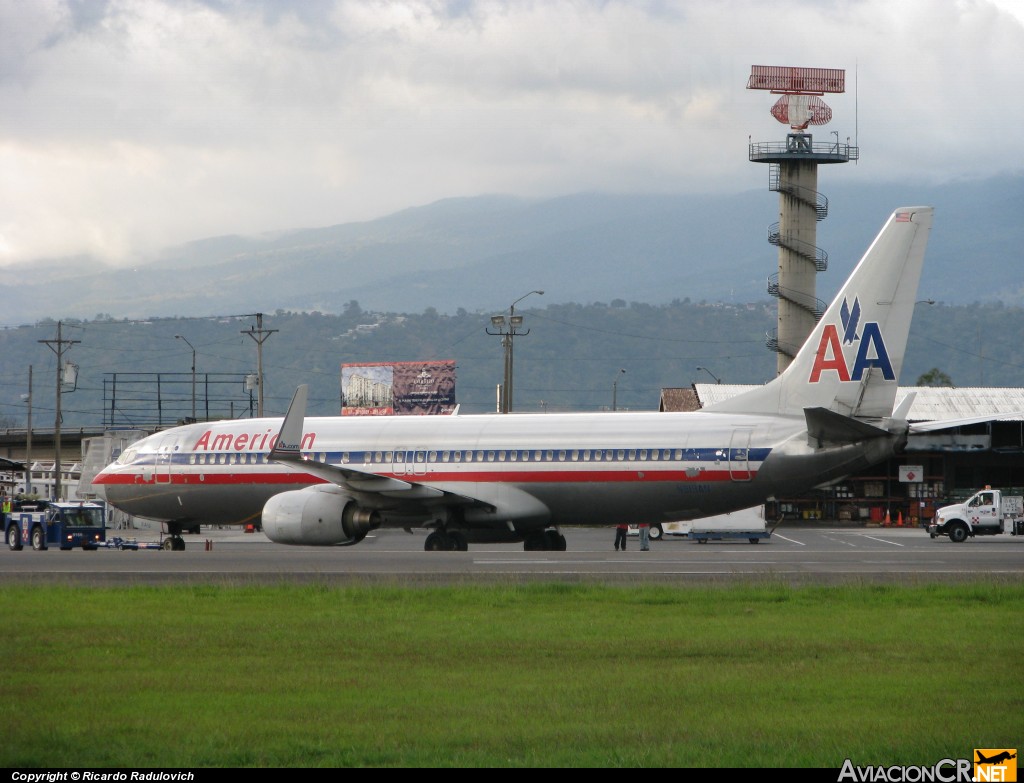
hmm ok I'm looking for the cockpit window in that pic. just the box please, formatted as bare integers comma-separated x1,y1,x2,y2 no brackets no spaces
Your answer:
117,449,137,465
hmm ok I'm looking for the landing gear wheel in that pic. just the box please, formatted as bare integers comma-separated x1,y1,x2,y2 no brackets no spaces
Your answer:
31,526,46,551
948,523,969,543
161,536,186,551
523,531,546,551
424,531,451,551
448,531,469,551
7,523,22,551
544,530,567,551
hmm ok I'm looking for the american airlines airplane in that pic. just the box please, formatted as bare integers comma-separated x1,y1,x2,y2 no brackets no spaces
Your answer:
94,206,938,552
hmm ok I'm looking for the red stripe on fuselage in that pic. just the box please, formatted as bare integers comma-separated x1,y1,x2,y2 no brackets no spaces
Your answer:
93,467,753,486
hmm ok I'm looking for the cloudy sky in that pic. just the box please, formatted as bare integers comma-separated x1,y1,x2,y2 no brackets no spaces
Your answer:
2,0,1021,268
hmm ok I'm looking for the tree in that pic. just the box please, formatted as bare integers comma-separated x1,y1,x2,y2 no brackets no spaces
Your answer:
916,368,953,387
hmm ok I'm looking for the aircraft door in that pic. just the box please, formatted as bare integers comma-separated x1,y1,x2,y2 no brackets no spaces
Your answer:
155,448,171,484
392,450,407,476
728,428,753,482
154,433,187,484
391,449,426,476
412,450,427,476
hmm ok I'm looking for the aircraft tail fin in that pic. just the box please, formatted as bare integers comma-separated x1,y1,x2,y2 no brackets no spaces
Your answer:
705,207,933,420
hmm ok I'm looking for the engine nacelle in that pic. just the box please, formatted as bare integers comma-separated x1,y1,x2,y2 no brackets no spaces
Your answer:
261,485,380,546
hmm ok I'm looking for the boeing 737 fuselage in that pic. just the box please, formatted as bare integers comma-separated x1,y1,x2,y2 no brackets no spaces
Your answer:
93,207,936,551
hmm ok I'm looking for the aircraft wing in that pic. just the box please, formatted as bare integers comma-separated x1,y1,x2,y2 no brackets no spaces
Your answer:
268,385,482,505
909,412,1024,433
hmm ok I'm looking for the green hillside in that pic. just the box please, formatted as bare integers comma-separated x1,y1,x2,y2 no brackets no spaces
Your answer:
2,298,1021,429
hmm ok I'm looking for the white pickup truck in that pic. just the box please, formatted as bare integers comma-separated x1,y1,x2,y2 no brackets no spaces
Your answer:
928,488,1024,542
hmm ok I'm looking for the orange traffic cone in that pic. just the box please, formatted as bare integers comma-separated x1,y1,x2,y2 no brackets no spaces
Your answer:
897,511,903,527
884,509,891,526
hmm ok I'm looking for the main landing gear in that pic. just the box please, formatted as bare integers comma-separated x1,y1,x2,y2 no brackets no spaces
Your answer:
161,535,186,551
424,530,468,551
523,529,567,551
422,527,567,551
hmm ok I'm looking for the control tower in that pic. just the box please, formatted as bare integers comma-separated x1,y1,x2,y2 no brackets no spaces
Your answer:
747,65,859,374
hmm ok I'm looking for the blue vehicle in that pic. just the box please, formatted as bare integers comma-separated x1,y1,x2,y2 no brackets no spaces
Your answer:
4,501,107,551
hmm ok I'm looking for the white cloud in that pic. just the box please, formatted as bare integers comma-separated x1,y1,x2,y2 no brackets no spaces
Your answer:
0,0,1021,266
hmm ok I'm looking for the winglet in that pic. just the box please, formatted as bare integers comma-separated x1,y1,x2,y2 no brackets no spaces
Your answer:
270,384,308,462
891,391,916,423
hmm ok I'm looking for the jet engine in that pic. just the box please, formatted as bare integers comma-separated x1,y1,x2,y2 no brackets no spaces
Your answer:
261,484,380,546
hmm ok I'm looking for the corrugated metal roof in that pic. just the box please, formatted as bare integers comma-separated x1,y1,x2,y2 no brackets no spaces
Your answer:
897,387,1024,421
688,384,1024,421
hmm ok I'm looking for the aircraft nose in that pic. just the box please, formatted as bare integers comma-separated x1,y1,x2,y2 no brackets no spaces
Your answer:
91,465,112,499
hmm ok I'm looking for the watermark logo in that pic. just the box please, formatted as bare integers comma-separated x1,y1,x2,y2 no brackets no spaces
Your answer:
836,753,1017,782
975,749,1017,782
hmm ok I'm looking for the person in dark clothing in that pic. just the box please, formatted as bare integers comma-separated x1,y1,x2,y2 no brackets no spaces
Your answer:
614,523,628,551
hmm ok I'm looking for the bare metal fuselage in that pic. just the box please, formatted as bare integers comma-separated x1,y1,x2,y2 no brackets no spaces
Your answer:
94,408,897,531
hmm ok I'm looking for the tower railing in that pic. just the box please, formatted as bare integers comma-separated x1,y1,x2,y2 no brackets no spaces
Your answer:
766,274,826,320
767,223,828,272
764,329,805,357
749,140,859,162
768,165,828,219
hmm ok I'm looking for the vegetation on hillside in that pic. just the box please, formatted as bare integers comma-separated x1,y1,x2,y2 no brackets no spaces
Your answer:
1,298,1021,427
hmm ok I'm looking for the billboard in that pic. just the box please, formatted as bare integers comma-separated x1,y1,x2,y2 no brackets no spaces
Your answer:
341,361,456,416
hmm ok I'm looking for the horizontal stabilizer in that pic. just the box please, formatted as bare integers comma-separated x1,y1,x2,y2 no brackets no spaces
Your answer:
805,406,891,445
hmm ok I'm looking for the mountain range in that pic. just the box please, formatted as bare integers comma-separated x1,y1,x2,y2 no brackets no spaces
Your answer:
2,174,1022,325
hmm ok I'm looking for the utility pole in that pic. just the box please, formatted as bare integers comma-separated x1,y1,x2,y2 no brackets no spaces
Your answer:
241,313,277,417
486,290,543,413
175,335,197,420
612,368,625,411
39,322,79,501
23,366,32,497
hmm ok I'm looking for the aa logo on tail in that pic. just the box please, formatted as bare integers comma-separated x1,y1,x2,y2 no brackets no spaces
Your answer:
975,749,1017,782
809,296,895,383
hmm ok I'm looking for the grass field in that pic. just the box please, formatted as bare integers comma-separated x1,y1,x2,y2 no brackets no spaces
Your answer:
2,582,1021,768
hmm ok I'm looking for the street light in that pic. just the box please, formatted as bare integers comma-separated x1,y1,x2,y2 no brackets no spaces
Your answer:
175,335,196,420
696,366,721,384
612,368,625,411
486,289,544,413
